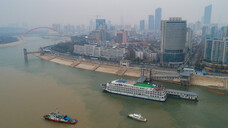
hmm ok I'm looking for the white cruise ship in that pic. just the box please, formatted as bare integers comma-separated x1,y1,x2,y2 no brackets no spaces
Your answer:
101,79,167,102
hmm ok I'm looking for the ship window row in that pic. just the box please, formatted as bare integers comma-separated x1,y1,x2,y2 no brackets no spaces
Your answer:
109,86,165,95
109,87,160,96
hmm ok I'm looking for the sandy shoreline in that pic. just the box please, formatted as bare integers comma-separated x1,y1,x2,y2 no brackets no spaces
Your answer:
33,53,228,90
0,39,25,48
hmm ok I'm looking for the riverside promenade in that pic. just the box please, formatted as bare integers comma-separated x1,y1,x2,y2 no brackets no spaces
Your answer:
33,53,177,78
33,53,228,90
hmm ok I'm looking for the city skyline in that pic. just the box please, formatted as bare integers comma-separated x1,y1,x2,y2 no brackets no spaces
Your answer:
0,0,227,27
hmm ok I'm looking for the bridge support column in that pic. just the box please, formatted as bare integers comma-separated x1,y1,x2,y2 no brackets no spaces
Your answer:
23,48,28,59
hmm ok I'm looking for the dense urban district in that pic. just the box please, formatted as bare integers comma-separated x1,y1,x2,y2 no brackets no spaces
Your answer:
7,5,228,90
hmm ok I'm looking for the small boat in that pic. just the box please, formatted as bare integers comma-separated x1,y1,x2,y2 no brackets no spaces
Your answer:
43,108,78,124
128,113,147,122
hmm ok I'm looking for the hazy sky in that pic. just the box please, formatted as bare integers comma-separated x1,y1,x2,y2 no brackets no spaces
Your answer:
0,0,227,27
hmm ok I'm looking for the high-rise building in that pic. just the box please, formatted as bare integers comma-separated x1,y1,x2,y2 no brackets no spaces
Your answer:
148,15,154,30
122,31,127,44
226,26,228,37
202,26,210,41
204,37,228,64
186,28,193,53
195,21,202,31
155,8,162,31
217,26,226,39
89,19,95,30
223,37,228,64
210,26,218,39
203,4,212,25
96,19,107,30
204,38,213,61
116,31,127,44
52,24,61,32
140,20,145,31
161,17,187,65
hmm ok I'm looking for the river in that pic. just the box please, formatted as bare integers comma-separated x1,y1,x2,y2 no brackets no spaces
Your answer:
0,36,227,128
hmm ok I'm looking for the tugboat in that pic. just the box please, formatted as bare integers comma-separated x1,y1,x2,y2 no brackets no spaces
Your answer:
128,113,147,122
43,108,78,124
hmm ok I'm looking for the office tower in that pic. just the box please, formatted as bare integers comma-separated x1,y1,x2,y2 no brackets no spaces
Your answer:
140,20,145,31
161,17,187,65
155,8,162,30
96,19,106,30
203,4,212,24
148,15,154,30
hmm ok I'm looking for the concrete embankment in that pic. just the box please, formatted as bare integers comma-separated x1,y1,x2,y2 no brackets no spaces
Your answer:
33,53,228,90
34,53,176,77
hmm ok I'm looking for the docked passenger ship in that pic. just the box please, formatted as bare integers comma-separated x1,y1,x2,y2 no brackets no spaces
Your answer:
101,79,167,102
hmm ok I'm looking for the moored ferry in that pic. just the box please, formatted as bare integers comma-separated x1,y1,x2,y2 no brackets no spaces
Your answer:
101,79,167,102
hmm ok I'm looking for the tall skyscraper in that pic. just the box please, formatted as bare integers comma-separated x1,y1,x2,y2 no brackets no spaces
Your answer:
148,15,154,30
155,8,162,31
203,4,212,24
140,20,145,31
226,26,228,37
96,19,106,30
161,17,187,65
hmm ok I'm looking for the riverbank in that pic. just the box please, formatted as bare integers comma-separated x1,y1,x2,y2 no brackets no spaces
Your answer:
33,53,228,90
0,39,25,48
33,53,176,77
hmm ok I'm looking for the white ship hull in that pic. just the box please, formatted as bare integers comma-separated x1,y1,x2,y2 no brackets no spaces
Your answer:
104,88,166,102
102,80,167,102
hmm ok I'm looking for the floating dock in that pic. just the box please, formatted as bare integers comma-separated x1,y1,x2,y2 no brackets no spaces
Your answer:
166,89,198,101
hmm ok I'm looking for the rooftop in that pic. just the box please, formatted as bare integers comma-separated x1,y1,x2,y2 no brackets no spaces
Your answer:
134,83,154,88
